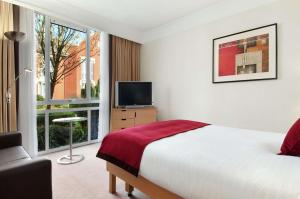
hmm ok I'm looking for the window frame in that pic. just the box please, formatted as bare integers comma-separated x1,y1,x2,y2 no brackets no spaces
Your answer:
36,14,99,106
35,13,101,154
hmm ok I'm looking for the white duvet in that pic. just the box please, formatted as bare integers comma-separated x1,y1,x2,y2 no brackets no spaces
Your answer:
139,125,300,199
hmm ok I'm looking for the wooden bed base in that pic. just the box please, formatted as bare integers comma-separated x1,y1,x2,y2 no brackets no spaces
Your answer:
106,162,183,199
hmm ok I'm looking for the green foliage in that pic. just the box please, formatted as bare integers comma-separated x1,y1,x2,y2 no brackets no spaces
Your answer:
81,85,86,98
53,104,69,109
49,123,87,149
37,95,45,101
69,103,99,109
37,114,45,151
37,111,88,151
80,80,100,98
37,95,46,110
91,80,100,98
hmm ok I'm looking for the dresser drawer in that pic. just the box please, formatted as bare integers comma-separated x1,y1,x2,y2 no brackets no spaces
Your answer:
111,109,135,119
111,119,135,131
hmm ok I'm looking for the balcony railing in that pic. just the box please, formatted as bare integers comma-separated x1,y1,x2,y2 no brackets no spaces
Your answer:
37,106,99,155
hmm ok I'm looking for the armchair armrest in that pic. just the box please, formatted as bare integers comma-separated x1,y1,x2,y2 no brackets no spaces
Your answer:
0,132,22,149
0,158,52,199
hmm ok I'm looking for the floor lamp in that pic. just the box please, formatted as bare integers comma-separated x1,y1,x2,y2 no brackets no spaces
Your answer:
4,31,31,132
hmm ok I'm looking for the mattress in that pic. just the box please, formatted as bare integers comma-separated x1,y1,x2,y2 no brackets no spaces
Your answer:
139,125,300,199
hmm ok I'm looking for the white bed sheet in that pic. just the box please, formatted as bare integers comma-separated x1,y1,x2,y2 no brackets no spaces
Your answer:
139,125,300,199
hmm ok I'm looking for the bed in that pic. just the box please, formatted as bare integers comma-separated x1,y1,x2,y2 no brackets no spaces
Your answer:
102,124,300,199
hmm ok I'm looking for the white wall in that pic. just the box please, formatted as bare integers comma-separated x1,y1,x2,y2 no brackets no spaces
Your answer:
141,0,300,133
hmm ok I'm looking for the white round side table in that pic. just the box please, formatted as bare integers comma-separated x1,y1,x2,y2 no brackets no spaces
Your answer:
52,117,87,165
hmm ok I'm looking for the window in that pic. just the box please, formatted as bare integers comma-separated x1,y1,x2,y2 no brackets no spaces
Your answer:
35,13,101,153
50,22,88,100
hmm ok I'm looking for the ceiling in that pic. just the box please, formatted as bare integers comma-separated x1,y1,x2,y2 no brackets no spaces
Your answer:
6,0,278,43
57,0,223,31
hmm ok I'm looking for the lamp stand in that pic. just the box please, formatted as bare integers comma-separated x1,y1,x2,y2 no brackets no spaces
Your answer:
7,101,11,132
4,31,26,132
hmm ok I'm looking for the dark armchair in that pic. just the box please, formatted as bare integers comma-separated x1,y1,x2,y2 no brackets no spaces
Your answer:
0,132,52,199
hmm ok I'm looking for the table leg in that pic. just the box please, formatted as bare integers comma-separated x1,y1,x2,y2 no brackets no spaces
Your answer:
70,122,73,161
57,120,84,165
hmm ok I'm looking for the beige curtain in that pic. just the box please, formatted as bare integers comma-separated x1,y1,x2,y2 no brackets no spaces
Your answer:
110,35,141,108
0,1,17,132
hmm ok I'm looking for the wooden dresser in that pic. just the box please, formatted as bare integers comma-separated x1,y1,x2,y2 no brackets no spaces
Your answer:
111,107,157,132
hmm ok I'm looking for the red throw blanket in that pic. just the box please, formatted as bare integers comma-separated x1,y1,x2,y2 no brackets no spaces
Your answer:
97,120,209,176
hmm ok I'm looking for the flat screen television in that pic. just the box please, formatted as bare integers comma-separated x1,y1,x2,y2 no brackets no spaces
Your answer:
115,81,152,107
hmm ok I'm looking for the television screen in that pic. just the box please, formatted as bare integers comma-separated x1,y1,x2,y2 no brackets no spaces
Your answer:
116,82,152,107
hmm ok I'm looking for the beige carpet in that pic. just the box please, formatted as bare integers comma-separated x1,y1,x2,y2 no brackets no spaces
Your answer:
42,143,149,199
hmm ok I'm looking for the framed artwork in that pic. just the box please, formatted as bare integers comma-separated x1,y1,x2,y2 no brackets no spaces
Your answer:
212,23,277,83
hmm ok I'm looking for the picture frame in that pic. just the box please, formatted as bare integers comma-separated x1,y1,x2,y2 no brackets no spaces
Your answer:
212,23,277,83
